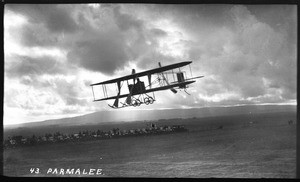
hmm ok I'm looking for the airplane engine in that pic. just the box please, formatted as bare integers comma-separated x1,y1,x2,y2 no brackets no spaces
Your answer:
177,72,185,83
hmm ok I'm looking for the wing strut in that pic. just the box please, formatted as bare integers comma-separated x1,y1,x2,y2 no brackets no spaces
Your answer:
125,70,136,105
91,86,95,101
147,74,152,89
158,62,177,94
189,64,193,78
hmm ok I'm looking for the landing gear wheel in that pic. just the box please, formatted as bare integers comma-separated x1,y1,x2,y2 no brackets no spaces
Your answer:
136,99,142,106
133,100,138,107
149,97,154,104
144,97,150,105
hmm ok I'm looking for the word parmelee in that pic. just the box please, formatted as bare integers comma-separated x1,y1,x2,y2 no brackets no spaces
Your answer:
30,168,103,176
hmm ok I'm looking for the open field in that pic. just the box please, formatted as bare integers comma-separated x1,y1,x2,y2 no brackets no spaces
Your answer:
4,112,296,178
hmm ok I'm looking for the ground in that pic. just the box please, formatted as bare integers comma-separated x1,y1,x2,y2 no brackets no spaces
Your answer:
3,112,296,178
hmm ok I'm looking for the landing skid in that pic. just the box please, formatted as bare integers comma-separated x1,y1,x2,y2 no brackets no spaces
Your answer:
108,104,117,109
184,89,191,95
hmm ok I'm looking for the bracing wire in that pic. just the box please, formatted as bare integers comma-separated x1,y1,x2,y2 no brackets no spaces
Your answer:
189,64,193,78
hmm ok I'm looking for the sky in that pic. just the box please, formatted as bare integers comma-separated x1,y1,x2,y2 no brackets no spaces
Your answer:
4,4,297,125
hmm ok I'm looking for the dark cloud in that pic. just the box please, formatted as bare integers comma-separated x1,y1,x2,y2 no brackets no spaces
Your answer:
111,5,173,71
6,4,80,49
246,5,297,45
18,23,60,47
7,4,173,76
7,4,132,75
113,5,143,31
6,4,78,33
67,4,169,74
62,5,147,75
112,5,151,63
68,30,129,75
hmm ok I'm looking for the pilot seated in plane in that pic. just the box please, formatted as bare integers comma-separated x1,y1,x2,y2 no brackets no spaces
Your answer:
128,78,146,95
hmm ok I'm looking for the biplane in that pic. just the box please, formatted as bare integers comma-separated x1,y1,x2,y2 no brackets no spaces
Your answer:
90,61,203,109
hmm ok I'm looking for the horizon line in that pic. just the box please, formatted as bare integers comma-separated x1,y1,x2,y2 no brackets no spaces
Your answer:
4,103,297,127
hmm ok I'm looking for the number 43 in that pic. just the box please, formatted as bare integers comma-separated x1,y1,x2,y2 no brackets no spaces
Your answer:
30,168,40,174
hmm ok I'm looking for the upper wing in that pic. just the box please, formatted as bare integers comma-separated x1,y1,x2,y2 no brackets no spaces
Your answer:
90,61,192,86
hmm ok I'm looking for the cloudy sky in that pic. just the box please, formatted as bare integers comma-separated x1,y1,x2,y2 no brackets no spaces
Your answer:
4,4,297,125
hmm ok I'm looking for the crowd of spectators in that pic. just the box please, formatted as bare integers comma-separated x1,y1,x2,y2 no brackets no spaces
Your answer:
4,124,187,149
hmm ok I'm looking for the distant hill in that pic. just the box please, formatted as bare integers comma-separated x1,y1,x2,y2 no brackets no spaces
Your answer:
5,105,296,129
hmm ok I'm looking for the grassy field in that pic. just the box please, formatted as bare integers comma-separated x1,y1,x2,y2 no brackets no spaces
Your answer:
3,112,296,178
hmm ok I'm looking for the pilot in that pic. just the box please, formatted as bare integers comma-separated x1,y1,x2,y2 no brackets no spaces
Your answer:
133,78,140,93
136,78,141,85
135,78,141,88
132,78,145,94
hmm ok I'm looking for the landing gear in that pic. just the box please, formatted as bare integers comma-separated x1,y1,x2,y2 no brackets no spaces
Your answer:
110,93,155,109
132,99,142,107
132,95,154,106
144,97,150,105
149,97,154,104
144,96,154,105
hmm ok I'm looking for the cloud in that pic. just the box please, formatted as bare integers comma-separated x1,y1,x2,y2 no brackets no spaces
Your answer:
65,4,149,75
6,4,79,33
4,74,91,118
53,78,89,106
7,4,137,75
113,5,143,31
5,55,66,78
174,5,297,104
67,29,130,75
18,22,62,47
150,28,168,37
125,4,296,108
3,4,296,125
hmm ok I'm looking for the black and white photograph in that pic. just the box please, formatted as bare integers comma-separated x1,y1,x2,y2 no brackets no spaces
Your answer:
3,3,297,178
